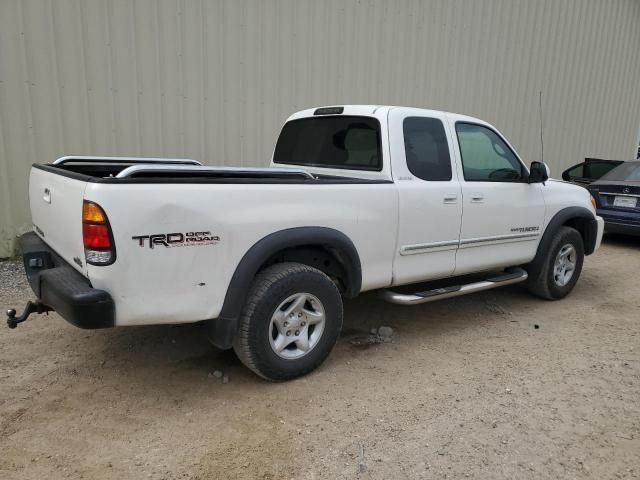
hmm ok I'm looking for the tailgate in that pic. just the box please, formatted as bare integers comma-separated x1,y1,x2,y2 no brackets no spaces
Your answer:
29,167,88,276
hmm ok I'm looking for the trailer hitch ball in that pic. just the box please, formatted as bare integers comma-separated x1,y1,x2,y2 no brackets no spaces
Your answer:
6,301,51,329
7,309,17,329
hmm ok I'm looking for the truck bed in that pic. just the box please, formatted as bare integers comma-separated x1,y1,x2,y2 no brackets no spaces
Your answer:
28,156,399,326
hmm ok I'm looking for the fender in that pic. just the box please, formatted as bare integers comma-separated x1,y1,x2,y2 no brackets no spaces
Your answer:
207,227,362,349
528,206,598,278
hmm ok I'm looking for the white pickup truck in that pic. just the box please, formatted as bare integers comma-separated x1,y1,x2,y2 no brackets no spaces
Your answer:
8,105,604,381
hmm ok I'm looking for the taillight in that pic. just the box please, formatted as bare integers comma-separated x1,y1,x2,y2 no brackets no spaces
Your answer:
82,201,116,265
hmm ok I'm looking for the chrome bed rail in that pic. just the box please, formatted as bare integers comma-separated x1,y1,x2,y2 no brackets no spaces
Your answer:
53,156,202,166
115,164,316,180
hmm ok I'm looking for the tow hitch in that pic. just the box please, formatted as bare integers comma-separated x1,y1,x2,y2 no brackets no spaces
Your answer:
6,301,52,329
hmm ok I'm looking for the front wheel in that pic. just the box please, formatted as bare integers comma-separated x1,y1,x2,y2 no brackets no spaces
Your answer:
233,262,343,381
526,226,585,300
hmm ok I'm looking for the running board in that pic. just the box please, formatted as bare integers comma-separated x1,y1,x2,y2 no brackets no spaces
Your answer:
379,268,528,306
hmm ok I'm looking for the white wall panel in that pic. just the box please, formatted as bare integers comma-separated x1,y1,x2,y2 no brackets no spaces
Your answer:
1,0,639,256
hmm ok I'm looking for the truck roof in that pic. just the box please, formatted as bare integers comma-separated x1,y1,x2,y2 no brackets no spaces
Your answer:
287,105,488,126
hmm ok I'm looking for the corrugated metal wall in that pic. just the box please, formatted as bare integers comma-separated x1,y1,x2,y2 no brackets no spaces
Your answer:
1,0,639,257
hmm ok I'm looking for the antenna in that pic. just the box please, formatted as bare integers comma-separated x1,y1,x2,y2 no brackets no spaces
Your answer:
538,90,545,163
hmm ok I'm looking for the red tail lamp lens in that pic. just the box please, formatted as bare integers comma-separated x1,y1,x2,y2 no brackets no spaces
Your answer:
83,223,112,248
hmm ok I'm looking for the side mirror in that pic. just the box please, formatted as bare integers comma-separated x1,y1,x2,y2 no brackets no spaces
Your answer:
529,161,549,184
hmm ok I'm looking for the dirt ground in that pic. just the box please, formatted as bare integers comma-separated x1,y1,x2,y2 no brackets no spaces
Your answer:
1,235,639,480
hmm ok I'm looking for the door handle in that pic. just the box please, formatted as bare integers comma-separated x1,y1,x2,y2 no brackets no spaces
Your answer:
470,192,484,203
443,193,458,204
43,188,51,204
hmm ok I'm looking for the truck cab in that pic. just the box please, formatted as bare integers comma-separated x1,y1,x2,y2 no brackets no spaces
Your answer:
272,105,600,286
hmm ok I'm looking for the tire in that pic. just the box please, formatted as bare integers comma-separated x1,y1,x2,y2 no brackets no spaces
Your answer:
526,226,585,300
233,262,343,381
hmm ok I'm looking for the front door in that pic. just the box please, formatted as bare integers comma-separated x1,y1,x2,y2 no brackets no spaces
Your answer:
390,108,463,285
451,121,546,275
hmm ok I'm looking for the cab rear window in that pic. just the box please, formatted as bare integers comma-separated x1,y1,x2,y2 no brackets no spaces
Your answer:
274,116,382,171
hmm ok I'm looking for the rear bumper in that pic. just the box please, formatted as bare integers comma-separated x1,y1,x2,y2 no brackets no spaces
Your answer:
20,232,115,329
604,222,640,236
597,208,640,236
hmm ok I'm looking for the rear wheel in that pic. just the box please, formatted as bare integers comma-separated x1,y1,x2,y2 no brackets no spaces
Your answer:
526,226,584,300
233,262,343,381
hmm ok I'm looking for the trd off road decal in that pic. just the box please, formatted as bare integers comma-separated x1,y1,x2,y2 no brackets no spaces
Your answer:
132,231,220,249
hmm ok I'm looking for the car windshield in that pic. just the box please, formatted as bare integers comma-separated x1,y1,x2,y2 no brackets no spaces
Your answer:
599,161,640,182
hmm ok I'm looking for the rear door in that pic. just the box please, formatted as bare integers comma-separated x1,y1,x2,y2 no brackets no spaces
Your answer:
29,166,87,275
389,108,462,284
450,120,546,274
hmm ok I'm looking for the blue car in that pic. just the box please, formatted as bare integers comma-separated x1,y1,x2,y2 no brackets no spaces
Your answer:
587,161,640,236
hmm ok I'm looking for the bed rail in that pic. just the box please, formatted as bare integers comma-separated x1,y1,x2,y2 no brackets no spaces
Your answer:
53,156,202,166
115,164,316,180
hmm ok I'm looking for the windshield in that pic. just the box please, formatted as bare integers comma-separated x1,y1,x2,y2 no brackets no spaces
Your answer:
274,116,382,171
599,161,640,182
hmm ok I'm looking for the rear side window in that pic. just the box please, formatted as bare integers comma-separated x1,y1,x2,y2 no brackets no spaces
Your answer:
456,123,525,181
273,116,382,171
565,163,585,179
403,117,452,181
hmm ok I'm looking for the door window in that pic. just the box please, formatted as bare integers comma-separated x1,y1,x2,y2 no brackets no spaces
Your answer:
455,123,525,181
403,117,452,181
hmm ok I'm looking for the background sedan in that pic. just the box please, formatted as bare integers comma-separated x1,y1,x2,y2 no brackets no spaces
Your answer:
587,161,640,235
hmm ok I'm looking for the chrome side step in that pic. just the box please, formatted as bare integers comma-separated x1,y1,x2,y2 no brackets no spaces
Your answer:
379,267,528,306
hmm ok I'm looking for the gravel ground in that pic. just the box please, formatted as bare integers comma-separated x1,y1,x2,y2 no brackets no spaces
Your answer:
0,258,28,298
0,236,639,479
